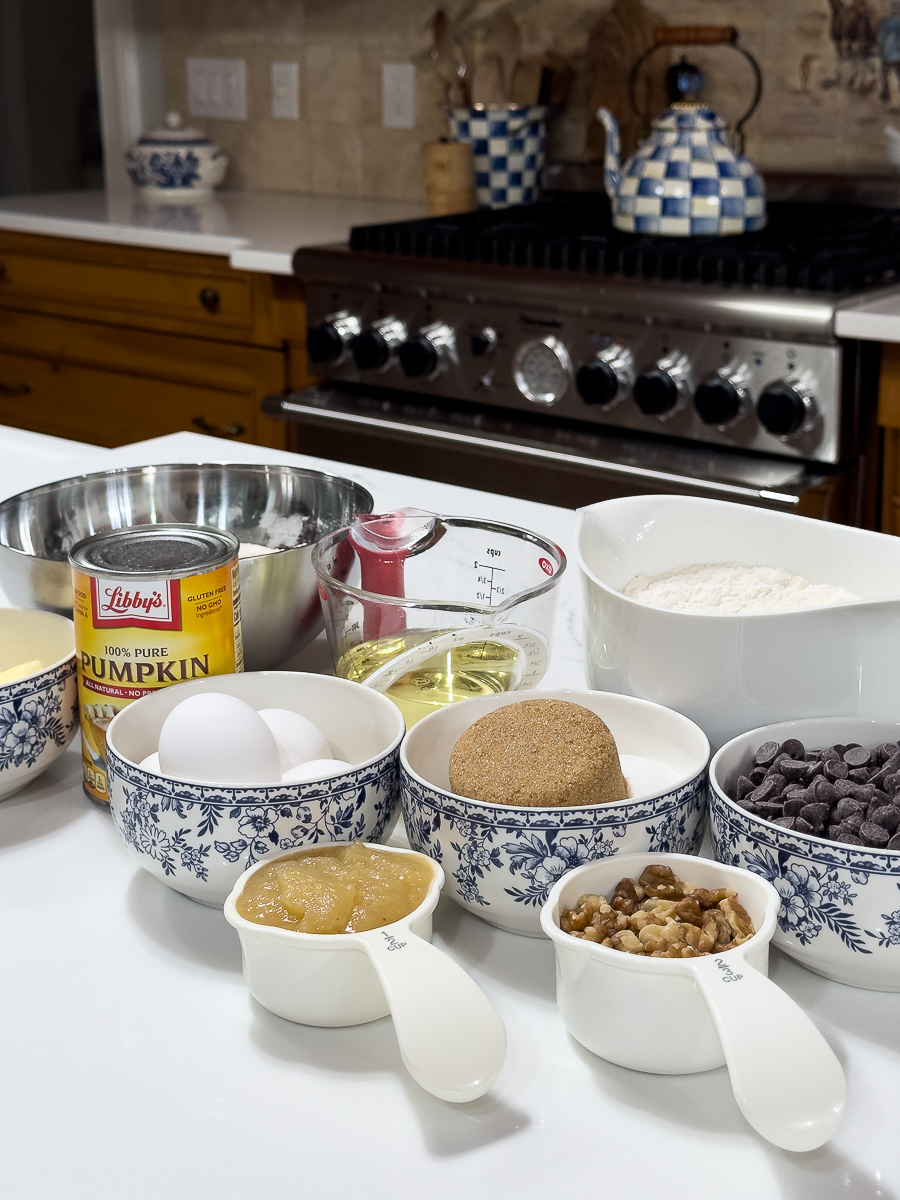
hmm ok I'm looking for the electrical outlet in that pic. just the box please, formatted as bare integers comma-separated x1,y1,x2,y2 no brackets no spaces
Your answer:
382,63,416,129
186,57,247,121
271,62,300,120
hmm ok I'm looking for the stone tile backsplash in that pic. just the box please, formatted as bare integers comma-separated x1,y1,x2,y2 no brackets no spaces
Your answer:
160,0,900,199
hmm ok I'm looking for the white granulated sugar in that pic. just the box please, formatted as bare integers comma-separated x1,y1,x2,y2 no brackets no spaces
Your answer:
623,562,859,615
238,543,279,559
254,511,309,549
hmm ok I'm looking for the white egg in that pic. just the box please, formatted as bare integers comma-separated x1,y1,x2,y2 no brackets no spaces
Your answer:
282,758,354,784
158,693,282,784
257,708,332,774
139,751,161,774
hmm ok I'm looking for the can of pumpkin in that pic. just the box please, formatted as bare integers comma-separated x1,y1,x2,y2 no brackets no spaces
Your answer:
69,523,243,804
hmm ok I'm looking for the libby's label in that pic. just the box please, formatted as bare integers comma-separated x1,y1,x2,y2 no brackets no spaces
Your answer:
72,557,242,804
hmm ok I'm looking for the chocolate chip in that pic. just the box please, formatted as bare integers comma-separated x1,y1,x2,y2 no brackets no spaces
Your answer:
775,816,797,830
827,823,844,840
779,738,806,760
834,780,859,799
783,797,806,817
736,775,755,800
749,766,768,785
835,797,866,820
860,822,891,848
882,751,900,773
794,817,815,835
758,802,785,820
749,777,779,804
800,802,831,830
755,741,780,767
814,780,838,806
780,759,809,782
878,744,900,764
870,806,900,833
869,789,891,809
843,812,865,833
848,768,871,784
824,758,849,781
844,745,872,768
855,784,876,804
806,760,824,780
888,833,900,850
884,773,900,796
836,830,863,845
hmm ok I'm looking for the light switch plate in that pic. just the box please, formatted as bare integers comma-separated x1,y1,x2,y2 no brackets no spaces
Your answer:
271,62,300,120
382,63,416,129
187,57,247,121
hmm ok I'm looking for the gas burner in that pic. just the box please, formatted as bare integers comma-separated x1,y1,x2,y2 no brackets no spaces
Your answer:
349,194,900,295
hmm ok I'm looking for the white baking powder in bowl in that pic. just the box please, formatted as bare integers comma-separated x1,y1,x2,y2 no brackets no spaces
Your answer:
623,562,859,614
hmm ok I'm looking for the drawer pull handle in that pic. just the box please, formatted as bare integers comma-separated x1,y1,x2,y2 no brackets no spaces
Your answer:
0,382,30,396
199,287,220,313
192,416,245,439
0,262,6,282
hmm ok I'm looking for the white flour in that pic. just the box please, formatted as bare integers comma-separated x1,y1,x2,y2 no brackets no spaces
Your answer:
623,562,859,614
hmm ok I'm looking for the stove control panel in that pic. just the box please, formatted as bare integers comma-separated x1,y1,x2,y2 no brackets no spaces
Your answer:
304,285,842,463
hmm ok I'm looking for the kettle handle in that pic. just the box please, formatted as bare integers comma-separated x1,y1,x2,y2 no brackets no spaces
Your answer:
627,26,762,155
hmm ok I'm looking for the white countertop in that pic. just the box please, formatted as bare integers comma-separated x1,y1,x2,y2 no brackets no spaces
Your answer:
1,427,898,1199
836,291,900,343
0,190,426,275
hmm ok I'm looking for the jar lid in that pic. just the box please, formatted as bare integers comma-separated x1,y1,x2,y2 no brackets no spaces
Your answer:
136,112,212,148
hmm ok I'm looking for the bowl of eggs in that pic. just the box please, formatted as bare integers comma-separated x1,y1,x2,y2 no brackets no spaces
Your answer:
105,672,405,905
0,607,79,801
400,689,710,937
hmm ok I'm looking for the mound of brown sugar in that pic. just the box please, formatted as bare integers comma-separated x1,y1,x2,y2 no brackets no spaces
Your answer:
448,699,629,808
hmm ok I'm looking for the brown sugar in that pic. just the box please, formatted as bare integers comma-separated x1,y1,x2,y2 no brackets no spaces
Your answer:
448,699,629,808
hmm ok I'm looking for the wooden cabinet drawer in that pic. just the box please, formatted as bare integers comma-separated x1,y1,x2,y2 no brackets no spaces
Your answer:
0,231,282,345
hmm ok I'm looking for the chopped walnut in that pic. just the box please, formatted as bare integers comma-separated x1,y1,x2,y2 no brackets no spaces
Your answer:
559,865,756,959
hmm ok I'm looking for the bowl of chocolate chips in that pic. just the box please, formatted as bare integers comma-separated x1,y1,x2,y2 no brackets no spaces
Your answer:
709,718,900,991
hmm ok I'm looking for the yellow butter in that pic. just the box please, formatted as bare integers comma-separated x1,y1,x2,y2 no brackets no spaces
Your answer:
0,659,42,684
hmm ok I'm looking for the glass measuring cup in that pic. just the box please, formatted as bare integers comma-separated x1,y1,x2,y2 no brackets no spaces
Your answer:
314,510,566,727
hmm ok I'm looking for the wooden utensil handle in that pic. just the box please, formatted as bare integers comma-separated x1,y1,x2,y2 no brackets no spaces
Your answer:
654,26,737,46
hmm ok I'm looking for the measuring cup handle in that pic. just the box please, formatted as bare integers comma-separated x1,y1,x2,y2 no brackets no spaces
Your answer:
358,926,507,1103
688,953,845,1152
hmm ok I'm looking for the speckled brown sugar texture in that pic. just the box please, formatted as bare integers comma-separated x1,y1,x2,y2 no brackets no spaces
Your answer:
448,699,629,808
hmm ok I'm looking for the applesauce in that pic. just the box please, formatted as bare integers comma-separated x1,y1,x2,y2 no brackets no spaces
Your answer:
235,843,435,934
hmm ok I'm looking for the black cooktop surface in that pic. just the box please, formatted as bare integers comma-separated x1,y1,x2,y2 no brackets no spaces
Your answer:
349,193,900,294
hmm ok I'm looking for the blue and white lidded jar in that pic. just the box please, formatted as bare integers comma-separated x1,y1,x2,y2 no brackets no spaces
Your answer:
125,112,228,197
448,105,547,209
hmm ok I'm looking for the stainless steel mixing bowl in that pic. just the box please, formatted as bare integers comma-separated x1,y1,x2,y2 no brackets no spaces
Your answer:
0,463,374,670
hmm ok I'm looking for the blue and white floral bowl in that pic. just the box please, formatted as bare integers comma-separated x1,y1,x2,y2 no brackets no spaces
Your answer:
0,608,78,801
400,689,710,937
710,717,900,992
105,672,405,907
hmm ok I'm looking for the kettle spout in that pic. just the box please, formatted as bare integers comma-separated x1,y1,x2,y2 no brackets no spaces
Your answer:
596,107,621,203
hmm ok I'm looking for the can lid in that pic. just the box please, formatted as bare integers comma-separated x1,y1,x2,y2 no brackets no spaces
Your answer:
69,523,239,577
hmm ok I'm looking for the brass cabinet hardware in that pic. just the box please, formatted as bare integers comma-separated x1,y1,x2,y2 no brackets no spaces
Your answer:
0,381,30,396
191,415,245,439
199,287,220,313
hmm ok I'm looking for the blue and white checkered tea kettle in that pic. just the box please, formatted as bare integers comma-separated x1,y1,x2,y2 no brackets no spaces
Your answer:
597,26,766,237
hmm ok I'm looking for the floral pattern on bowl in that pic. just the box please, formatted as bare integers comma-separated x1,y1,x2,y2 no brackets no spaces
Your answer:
0,657,78,801
107,749,399,907
709,717,900,991
124,112,227,195
401,770,707,937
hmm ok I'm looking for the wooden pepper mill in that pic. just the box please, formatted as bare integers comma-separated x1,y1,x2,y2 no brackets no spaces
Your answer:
424,141,476,216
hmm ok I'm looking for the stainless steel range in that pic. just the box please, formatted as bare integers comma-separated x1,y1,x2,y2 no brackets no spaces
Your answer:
267,195,895,520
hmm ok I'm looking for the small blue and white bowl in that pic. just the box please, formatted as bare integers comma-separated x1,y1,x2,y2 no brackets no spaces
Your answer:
106,672,405,907
400,689,710,937
125,112,228,197
0,607,78,801
710,717,900,991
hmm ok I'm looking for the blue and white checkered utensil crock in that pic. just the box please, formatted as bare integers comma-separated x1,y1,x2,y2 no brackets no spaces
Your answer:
597,103,766,236
448,105,547,209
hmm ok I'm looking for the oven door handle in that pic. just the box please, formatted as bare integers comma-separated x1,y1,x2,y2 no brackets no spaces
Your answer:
263,392,815,509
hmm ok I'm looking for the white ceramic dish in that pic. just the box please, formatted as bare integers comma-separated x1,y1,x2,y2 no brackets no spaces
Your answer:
0,607,78,800
541,852,845,1152
105,672,405,906
224,844,507,1103
710,717,900,991
401,689,710,937
574,495,900,750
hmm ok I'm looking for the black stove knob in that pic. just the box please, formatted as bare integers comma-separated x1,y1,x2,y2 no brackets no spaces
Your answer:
577,361,619,406
470,327,497,357
634,369,679,415
694,377,742,426
398,336,439,378
757,380,815,437
350,329,390,371
307,322,345,365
